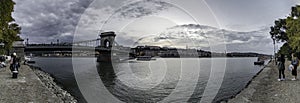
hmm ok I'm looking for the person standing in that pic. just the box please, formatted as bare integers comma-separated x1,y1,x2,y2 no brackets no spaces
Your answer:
0,55,6,68
291,53,299,81
10,53,19,78
278,54,285,81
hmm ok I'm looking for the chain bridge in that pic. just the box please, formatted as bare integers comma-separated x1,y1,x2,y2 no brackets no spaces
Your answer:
25,32,132,58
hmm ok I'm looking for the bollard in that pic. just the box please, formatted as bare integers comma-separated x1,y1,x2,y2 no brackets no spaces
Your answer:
12,70,18,78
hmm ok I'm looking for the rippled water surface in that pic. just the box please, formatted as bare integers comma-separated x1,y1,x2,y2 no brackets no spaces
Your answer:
31,57,266,103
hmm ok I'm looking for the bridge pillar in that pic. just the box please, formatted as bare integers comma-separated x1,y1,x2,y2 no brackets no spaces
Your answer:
100,32,116,48
97,32,117,62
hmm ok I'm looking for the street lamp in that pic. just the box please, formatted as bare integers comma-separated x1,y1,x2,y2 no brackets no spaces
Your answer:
272,38,277,64
270,26,276,64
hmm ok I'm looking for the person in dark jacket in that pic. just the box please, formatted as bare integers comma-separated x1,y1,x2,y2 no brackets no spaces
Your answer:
10,53,19,72
291,53,299,81
10,53,20,78
278,54,285,81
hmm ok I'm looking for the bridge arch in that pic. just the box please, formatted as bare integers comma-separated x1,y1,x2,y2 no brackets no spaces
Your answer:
104,39,111,48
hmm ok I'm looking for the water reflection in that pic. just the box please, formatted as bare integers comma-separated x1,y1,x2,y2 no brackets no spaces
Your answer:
97,60,181,102
97,62,116,87
32,57,263,103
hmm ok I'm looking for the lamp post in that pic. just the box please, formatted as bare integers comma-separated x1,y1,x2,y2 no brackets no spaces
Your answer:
272,38,277,64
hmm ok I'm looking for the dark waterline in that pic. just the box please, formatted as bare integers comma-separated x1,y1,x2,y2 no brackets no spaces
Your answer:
30,57,266,103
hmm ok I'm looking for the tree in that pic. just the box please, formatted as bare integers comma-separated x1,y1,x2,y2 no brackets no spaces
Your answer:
270,19,288,42
270,5,300,55
0,0,21,54
278,43,292,59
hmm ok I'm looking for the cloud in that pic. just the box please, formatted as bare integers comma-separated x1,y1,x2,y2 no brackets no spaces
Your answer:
12,0,174,43
135,24,273,54
205,0,299,31
74,0,174,42
114,0,172,19
12,0,276,54
13,0,93,43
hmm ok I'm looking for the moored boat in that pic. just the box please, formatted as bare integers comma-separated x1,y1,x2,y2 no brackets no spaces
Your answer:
254,61,264,65
254,56,266,65
136,56,152,61
24,56,36,64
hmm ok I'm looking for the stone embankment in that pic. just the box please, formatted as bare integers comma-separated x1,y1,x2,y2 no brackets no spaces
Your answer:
30,66,77,103
0,64,77,103
228,60,300,103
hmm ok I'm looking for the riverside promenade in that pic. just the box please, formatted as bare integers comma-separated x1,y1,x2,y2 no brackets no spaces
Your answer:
229,60,300,103
0,65,63,103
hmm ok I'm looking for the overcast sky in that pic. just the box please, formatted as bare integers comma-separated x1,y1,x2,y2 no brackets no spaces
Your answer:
12,0,300,54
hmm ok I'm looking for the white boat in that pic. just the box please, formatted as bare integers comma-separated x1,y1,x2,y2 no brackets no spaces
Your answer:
24,56,31,61
24,56,35,64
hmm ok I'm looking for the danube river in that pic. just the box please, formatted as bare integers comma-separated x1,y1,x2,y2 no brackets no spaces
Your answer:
30,57,267,103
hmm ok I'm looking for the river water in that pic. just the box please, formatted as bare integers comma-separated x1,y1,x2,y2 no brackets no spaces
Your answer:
30,57,267,103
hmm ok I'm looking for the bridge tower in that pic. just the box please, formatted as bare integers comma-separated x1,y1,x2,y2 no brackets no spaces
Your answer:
100,32,116,48
97,31,117,62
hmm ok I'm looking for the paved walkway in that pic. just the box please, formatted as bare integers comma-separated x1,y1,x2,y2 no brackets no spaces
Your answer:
229,60,300,103
0,65,62,103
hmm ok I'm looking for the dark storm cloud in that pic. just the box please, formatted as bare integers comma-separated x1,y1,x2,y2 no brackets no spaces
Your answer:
115,0,172,19
12,0,294,54
13,0,93,43
13,0,172,43
73,0,174,42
